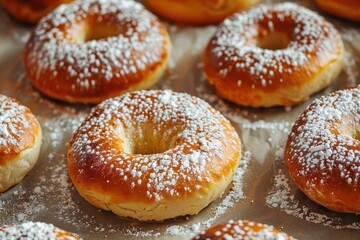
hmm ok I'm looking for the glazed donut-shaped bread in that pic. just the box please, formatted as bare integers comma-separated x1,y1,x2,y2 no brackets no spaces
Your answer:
145,0,261,25
285,88,360,213
68,90,241,221
0,0,73,24
24,0,171,104
0,222,81,239
193,220,295,240
204,3,344,107
0,95,42,192
314,0,360,22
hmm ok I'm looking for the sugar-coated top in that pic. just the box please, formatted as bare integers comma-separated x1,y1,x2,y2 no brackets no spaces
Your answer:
286,88,360,189
207,2,341,88
0,222,78,240
0,95,38,161
25,0,167,95
193,220,293,240
69,90,240,201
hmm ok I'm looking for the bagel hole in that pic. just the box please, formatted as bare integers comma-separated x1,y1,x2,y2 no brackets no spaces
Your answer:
338,119,360,141
78,23,119,42
122,125,184,155
132,141,170,155
257,32,290,50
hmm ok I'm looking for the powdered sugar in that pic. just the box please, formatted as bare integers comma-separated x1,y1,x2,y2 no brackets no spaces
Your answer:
205,2,342,88
69,90,240,201
0,112,246,239
0,95,35,151
0,221,80,240
0,0,359,238
166,151,250,237
341,28,360,87
0,222,57,239
196,64,296,130
25,0,167,98
193,220,292,240
286,88,360,189
267,146,360,230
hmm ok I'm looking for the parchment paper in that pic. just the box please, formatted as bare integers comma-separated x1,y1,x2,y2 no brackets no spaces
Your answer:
0,0,359,239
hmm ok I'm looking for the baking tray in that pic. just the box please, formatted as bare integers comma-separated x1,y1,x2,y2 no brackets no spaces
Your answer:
0,0,359,239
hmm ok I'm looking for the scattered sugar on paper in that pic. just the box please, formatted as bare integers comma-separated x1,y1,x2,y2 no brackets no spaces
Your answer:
341,28,360,87
166,151,251,237
266,146,360,230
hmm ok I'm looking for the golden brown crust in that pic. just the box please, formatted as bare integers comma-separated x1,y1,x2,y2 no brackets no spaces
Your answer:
145,0,261,25
68,90,241,221
204,3,344,107
0,98,40,165
0,0,73,24
0,95,42,192
193,220,295,240
285,88,360,213
315,0,360,22
24,0,171,104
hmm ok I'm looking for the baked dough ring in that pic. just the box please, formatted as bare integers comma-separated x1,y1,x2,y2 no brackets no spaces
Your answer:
68,90,241,221
24,0,171,104
314,0,360,22
0,95,42,192
145,0,261,25
285,88,360,213
204,3,344,107
193,220,295,239
0,0,73,24
0,222,81,239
